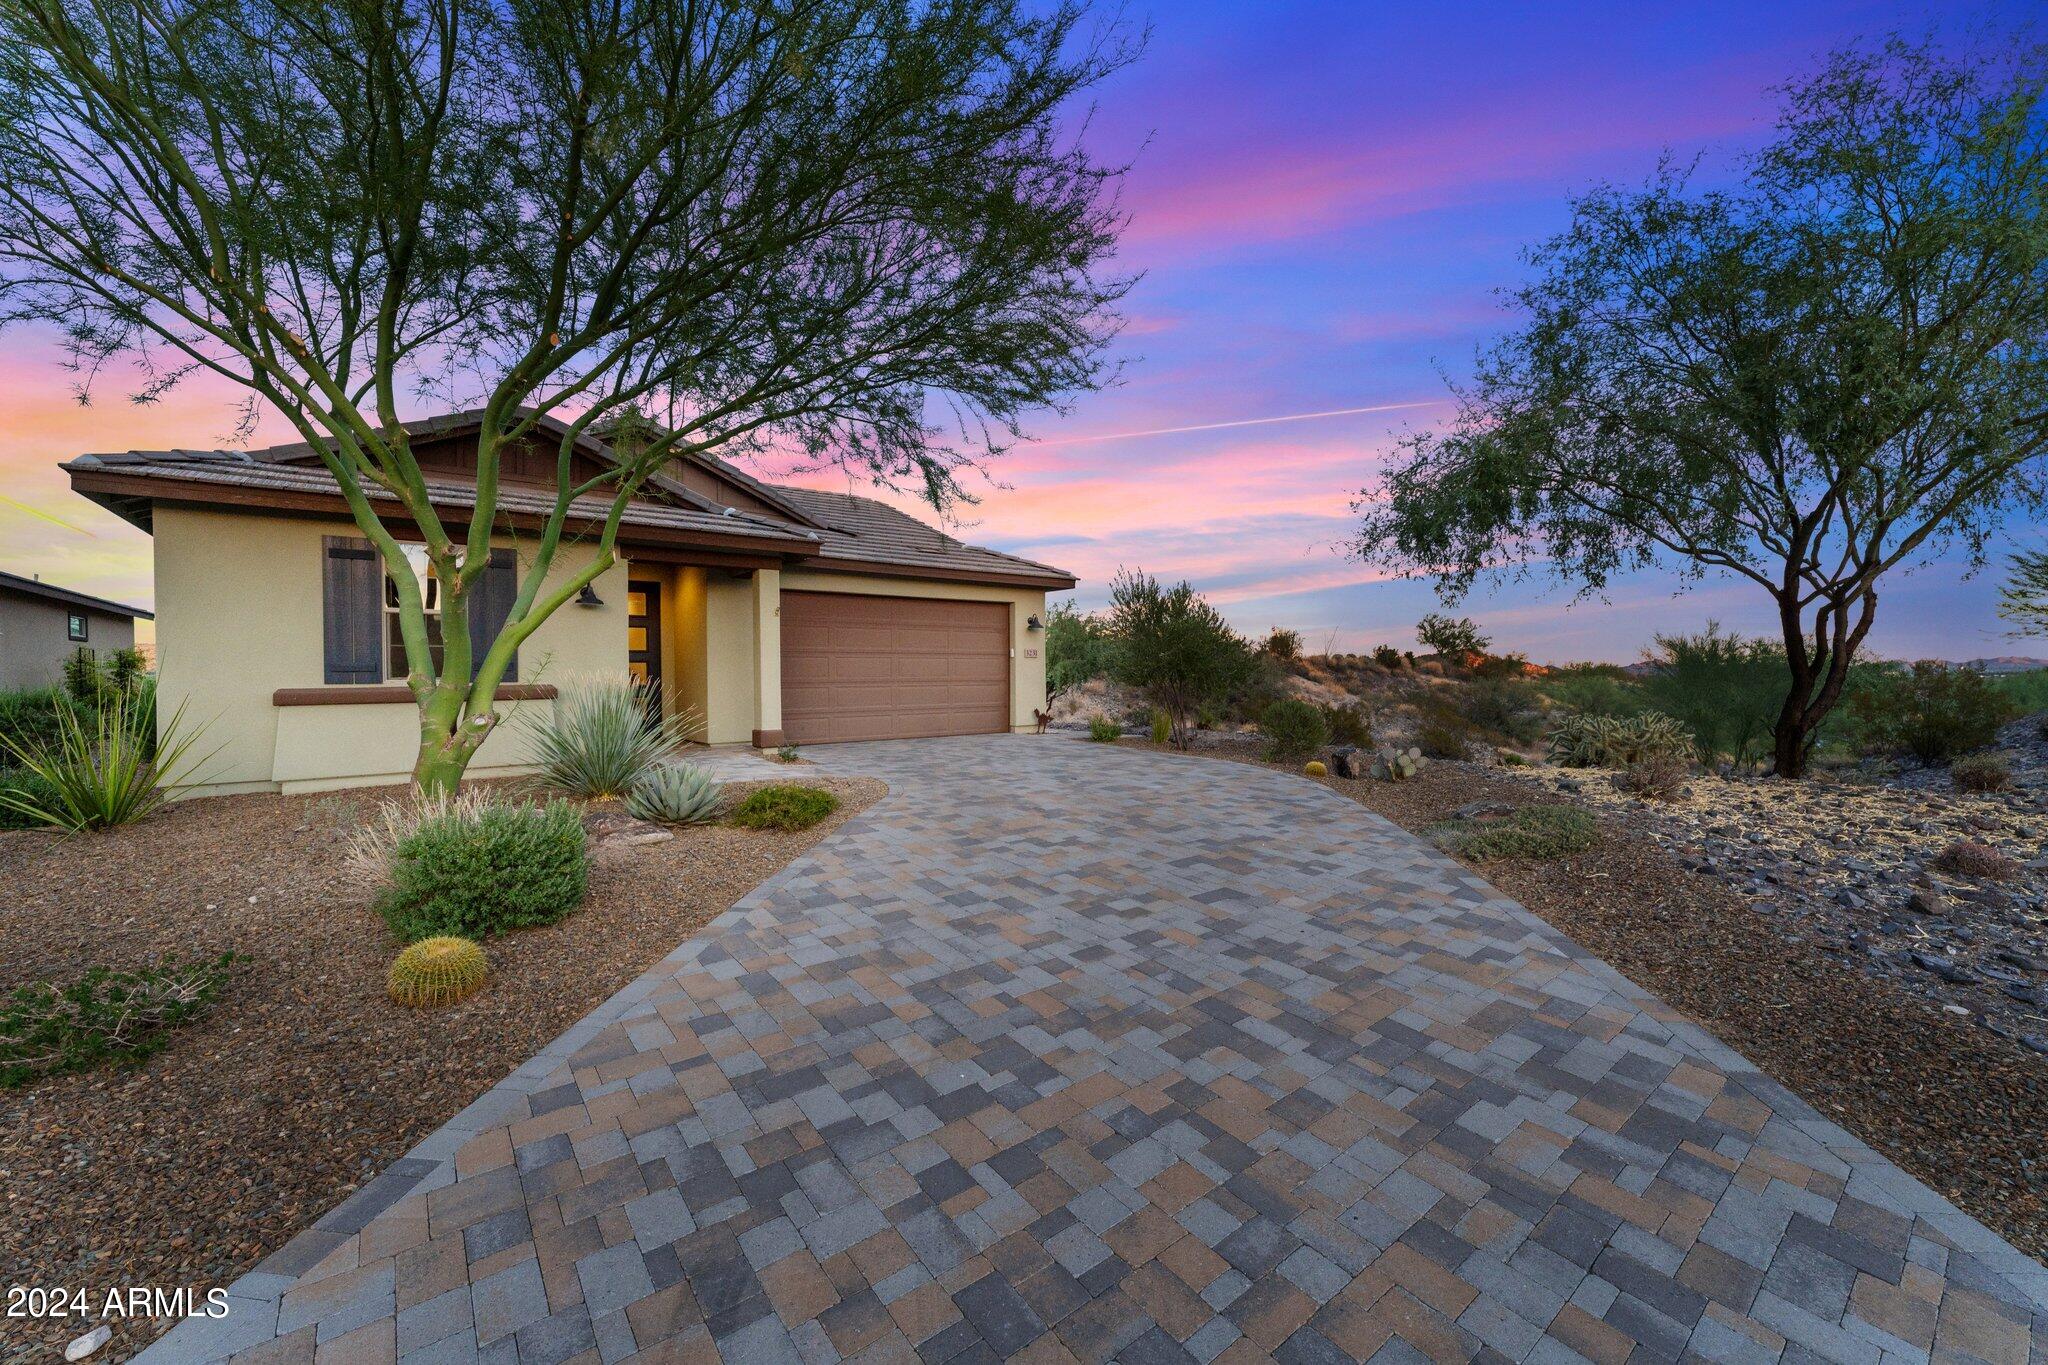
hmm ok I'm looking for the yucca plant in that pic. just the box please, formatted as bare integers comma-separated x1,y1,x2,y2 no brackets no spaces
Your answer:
521,675,703,799
626,763,725,825
0,690,213,831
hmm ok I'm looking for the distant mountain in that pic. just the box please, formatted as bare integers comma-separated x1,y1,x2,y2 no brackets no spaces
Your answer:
1953,656,2048,674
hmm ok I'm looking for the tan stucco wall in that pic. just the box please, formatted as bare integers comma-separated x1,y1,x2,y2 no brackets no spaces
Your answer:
776,569,1050,735
154,506,627,795
700,572,761,744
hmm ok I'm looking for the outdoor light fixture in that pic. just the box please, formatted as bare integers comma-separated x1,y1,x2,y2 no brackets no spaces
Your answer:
1026,614,1045,630
576,584,604,607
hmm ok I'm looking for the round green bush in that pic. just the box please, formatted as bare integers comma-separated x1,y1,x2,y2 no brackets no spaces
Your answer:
376,799,589,942
1087,715,1121,743
729,785,839,831
1259,698,1329,762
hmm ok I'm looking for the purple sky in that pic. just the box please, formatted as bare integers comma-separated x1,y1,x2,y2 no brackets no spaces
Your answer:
1,1,2041,662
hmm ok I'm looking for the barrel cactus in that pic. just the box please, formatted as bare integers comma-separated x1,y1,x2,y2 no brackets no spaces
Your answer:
1372,746,1424,781
388,936,489,1007
1304,760,1327,777
626,763,724,825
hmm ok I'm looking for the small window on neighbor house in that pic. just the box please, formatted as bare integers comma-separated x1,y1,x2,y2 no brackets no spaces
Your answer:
67,612,88,642
383,544,444,681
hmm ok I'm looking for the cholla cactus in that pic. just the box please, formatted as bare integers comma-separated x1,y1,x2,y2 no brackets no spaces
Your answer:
388,936,489,1007
626,763,724,825
1373,746,1424,781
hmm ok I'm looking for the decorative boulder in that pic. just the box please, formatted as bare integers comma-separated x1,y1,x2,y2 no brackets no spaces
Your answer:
1330,745,1371,780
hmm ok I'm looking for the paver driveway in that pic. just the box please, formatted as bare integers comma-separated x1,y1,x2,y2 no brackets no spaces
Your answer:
148,736,2047,1364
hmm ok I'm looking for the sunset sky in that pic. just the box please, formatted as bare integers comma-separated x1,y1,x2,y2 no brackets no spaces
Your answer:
1,1,2041,663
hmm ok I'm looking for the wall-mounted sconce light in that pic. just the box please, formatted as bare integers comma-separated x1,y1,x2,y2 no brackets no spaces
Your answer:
1026,614,1045,631
576,584,604,607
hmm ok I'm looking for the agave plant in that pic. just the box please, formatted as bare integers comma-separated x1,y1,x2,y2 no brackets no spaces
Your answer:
0,686,214,831
625,763,725,825
521,675,703,799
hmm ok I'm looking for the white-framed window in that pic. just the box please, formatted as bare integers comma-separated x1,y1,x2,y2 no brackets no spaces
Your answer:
383,544,444,681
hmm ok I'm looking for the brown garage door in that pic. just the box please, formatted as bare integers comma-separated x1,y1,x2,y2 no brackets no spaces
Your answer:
781,591,1010,743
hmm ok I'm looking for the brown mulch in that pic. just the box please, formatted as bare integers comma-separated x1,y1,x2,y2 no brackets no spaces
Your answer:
0,775,883,1363
1128,738,2048,1265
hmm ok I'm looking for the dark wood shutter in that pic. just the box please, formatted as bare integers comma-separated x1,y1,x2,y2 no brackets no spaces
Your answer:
467,548,519,682
321,535,384,684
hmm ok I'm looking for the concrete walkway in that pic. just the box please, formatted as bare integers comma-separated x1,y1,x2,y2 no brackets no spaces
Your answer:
147,736,2047,1364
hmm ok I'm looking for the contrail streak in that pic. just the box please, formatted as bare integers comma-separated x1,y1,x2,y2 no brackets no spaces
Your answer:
1024,399,1446,447
0,493,93,536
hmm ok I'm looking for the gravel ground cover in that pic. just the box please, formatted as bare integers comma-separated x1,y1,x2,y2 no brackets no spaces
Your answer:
0,773,882,1363
1119,733,2048,1267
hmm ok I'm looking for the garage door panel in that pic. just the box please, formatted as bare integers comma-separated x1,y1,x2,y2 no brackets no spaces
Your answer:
781,591,1011,743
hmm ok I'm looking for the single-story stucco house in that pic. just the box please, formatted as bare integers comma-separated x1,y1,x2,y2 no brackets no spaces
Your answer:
62,409,1074,796
0,568,153,692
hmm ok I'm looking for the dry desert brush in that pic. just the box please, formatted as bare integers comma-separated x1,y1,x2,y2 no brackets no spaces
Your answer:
0,953,241,1087
1429,805,1599,862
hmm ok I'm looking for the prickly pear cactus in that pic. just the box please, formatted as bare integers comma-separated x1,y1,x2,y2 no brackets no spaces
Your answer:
1372,746,1425,781
388,936,489,1007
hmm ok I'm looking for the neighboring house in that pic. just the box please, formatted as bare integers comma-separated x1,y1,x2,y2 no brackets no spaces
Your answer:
62,409,1074,796
0,569,152,692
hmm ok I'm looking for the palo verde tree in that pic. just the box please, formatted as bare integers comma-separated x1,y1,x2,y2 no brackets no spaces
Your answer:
0,0,1135,793
1355,39,2048,776
1999,550,2048,638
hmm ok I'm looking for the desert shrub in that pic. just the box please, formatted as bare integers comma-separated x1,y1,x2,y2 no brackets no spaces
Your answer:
1415,712,1471,759
1086,715,1120,743
1321,701,1372,748
1949,753,2012,793
1546,711,1694,768
1933,840,2019,880
0,769,62,829
0,953,239,1087
1537,664,1641,718
1987,667,2048,716
1498,751,1529,766
0,690,212,831
1416,613,1488,659
346,790,495,882
524,675,702,799
1045,602,1116,699
1148,709,1172,746
1431,805,1597,861
1848,662,2013,765
1260,627,1301,660
1637,624,1785,766
1259,699,1329,762
1456,675,1541,742
1614,752,1690,801
0,687,76,755
376,799,588,942
626,764,725,825
775,744,801,763
1372,644,1405,669
1107,570,1256,749
729,785,839,830
1469,652,1530,680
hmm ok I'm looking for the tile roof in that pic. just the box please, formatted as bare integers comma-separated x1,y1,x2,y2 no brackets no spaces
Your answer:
61,414,1077,588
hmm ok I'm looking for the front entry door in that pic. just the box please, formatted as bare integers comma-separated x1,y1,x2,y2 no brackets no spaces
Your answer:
627,579,663,720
